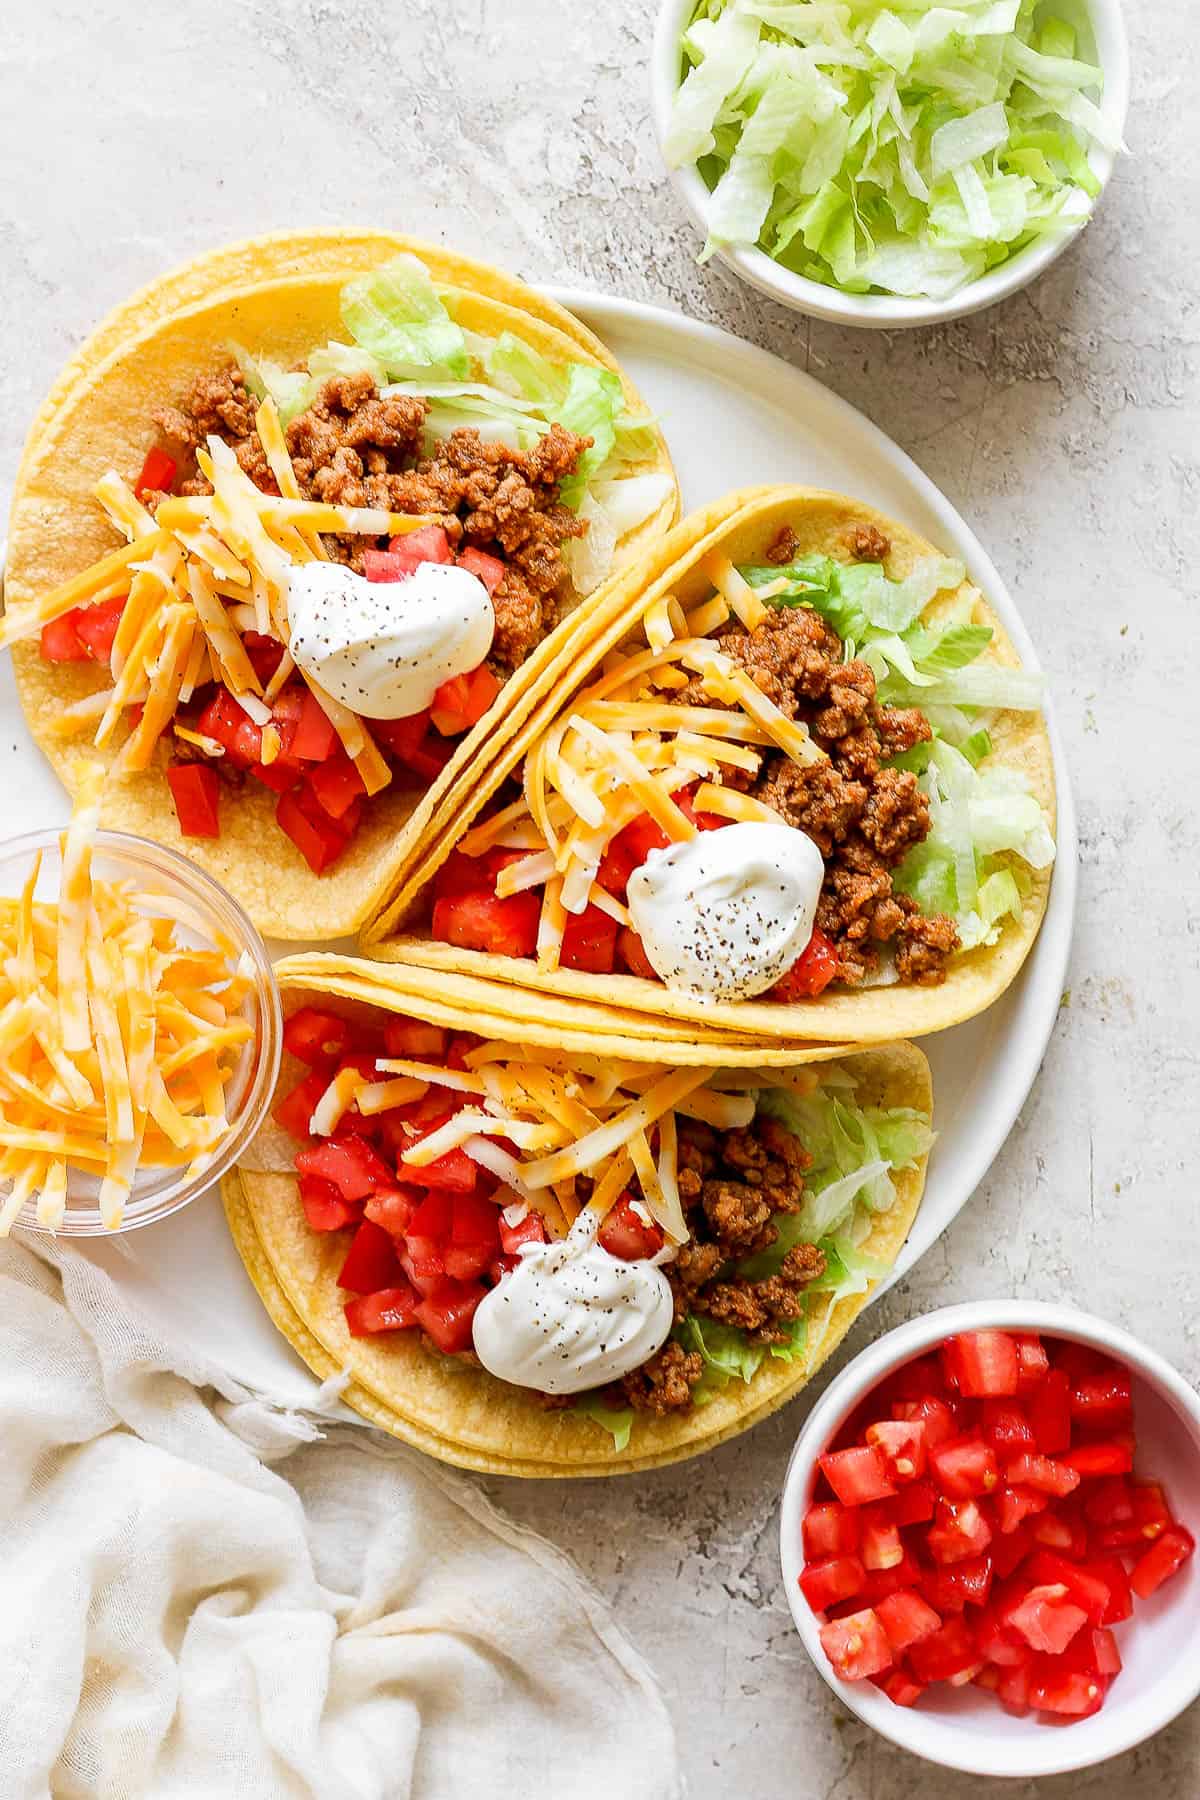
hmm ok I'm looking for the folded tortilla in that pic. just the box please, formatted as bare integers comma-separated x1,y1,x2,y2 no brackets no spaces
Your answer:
363,487,1056,1042
5,232,678,940
227,954,933,1477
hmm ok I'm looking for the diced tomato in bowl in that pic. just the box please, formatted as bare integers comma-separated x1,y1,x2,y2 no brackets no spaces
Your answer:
782,1308,1200,1772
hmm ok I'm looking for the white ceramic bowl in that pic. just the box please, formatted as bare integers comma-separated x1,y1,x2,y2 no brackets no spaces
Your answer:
780,1301,1200,1777
651,0,1130,329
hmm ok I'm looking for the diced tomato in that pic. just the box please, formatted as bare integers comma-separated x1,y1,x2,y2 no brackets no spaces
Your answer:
398,1244,447,1298
1130,1525,1196,1599
887,1354,949,1402
276,784,355,873
769,927,840,1002
861,1550,925,1607
1002,1583,1088,1655
73,595,127,663
376,1018,444,1062
907,1616,978,1684
337,1219,404,1294
803,1503,861,1561
294,1134,391,1202
1131,1481,1173,1542
400,1143,478,1194
431,664,501,736
1012,1332,1050,1392
242,629,287,686
284,1007,359,1066
166,762,221,838
617,928,658,981
456,545,505,593
344,1284,420,1337
369,708,429,761
886,1481,935,1526
872,1668,926,1707
1031,1511,1087,1558
893,1395,958,1451
981,1401,1036,1458
308,752,366,822
1060,1625,1123,1679
1088,1557,1133,1624
998,1662,1032,1714
1064,1439,1133,1479
135,445,177,497
287,687,339,762
992,1521,1037,1580
299,1173,358,1233
388,524,454,567
799,1554,867,1612
596,812,671,898
995,1485,1048,1535
598,1193,665,1261
860,1518,904,1573
361,549,413,583
560,903,619,974
196,687,259,765
1028,1666,1106,1718
405,1188,454,1240
39,612,89,661
927,1498,992,1565
923,1555,993,1615
450,1189,501,1248
976,1606,1030,1668
818,1609,893,1683
943,1330,1020,1399
1024,1552,1113,1626
931,1435,999,1499
865,1419,926,1483
431,888,541,959
819,1446,897,1508
499,1210,548,1257
1005,1453,1080,1498
875,1588,941,1652
1070,1366,1133,1428
413,1283,486,1354
363,1185,422,1238
1028,1366,1072,1455
273,1069,330,1140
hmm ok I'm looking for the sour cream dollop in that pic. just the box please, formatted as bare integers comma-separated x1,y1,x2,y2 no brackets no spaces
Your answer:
471,1209,673,1395
627,819,825,1002
286,560,495,720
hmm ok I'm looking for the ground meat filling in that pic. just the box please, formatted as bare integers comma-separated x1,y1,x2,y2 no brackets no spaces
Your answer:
151,366,592,673
679,540,958,985
608,1113,828,1417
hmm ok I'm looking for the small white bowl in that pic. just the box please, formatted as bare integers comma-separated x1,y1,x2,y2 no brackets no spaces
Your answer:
651,0,1130,329
779,1301,1200,1777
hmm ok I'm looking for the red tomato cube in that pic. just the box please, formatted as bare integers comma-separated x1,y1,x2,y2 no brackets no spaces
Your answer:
927,1498,992,1565
818,1609,893,1683
865,1418,927,1482
995,1484,1048,1534
942,1330,1020,1398
1028,1664,1105,1718
1002,1583,1088,1655
886,1480,935,1526
1070,1367,1133,1428
1065,1439,1134,1479
1023,1552,1113,1626
299,1174,357,1233
337,1220,404,1294
931,1435,999,1499
875,1588,941,1652
981,1401,1036,1458
872,1668,925,1708
799,1555,867,1612
860,1519,904,1572
413,1283,486,1355
1028,1367,1073,1454
284,1006,359,1066
166,762,221,838
363,1186,422,1238
344,1284,419,1337
1012,1332,1050,1392
923,1554,994,1615
1005,1452,1080,1498
1130,1525,1196,1599
274,1068,330,1140
431,889,541,959
294,1134,391,1202
893,1395,958,1451
907,1615,978,1684
819,1445,897,1507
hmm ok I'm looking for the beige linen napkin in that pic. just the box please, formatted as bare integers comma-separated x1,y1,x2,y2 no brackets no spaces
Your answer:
0,1239,679,1800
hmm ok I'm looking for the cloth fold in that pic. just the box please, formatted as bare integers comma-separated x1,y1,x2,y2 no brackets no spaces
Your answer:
0,1240,679,1800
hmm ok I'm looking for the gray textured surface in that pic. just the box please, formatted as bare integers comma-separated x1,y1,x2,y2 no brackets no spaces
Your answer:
2,2,1196,1794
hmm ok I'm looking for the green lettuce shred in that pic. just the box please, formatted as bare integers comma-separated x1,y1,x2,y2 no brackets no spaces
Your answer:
666,0,1117,298
576,1395,635,1451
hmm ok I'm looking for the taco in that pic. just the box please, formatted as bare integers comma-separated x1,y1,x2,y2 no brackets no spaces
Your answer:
227,954,933,1476
2,233,678,938
364,487,1056,1042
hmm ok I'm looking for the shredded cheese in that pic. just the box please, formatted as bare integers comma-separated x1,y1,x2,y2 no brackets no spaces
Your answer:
0,810,253,1234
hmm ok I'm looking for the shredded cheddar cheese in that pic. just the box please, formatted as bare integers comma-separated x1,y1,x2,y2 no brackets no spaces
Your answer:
0,811,254,1233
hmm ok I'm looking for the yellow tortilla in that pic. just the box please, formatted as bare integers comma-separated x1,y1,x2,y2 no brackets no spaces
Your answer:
228,960,933,1476
366,487,1056,1041
5,234,678,941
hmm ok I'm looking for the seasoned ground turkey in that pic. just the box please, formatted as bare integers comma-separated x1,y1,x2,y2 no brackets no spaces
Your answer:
684,599,957,986
151,366,591,672
610,1113,829,1417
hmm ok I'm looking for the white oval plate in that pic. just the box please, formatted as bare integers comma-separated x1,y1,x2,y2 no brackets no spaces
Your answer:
0,292,1075,1408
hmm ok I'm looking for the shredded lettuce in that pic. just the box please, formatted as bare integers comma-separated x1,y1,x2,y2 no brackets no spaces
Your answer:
575,1394,634,1451
233,348,315,427
739,548,1053,942
666,0,1116,297
340,254,471,380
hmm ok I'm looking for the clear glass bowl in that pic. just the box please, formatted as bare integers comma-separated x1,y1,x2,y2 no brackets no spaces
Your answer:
0,827,282,1235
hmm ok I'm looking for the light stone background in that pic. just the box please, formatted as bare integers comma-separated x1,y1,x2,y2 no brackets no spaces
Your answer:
2,3,1196,1796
